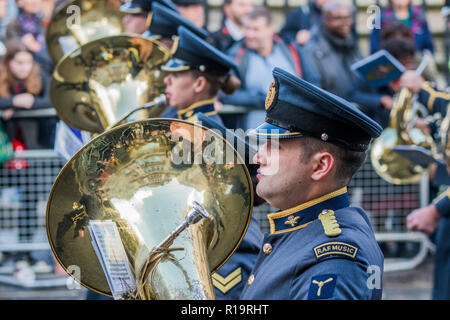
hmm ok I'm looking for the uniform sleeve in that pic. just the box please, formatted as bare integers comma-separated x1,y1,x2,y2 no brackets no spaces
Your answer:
418,82,449,116
289,258,377,300
433,187,450,218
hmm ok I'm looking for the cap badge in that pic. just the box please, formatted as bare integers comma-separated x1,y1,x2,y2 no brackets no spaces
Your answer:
265,81,277,110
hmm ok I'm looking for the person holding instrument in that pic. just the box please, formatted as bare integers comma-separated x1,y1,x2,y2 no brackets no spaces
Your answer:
160,25,240,126
159,25,263,300
401,69,450,300
240,67,384,300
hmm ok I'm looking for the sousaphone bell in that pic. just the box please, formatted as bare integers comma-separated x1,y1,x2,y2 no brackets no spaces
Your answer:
46,0,126,64
370,55,436,184
50,35,171,134
46,119,253,299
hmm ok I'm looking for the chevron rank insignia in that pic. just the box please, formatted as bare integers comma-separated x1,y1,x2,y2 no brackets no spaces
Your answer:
212,267,242,294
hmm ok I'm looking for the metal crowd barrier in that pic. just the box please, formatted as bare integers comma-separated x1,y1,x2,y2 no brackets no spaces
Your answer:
0,149,70,288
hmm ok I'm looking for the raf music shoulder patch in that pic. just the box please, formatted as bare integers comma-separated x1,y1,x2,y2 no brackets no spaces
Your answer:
307,274,337,300
313,241,358,261
212,267,242,294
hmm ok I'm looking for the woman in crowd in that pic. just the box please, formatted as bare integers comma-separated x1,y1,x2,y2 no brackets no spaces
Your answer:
370,0,434,54
6,0,53,75
0,38,51,149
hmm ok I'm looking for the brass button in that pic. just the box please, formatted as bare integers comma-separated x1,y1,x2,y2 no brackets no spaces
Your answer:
263,243,272,255
247,274,254,286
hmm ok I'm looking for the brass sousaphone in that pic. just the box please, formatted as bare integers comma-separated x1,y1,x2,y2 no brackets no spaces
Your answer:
50,34,171,134
370,54,436,184
46,119,253,299
46,0,126,64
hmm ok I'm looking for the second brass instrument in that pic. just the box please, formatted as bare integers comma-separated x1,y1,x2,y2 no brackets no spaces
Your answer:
50,35,171,134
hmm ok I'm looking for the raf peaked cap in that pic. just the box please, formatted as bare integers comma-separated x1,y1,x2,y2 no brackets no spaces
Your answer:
172,0,205,6
197,112,257,173
249,67,382,152
162,26,239,77
120,0,178,14
149,2,209,39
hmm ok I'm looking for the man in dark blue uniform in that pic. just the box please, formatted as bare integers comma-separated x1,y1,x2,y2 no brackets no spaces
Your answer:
157,26,264,299
401,69,450,299
240,67,384,300
120,0,179,36
196,113,264,299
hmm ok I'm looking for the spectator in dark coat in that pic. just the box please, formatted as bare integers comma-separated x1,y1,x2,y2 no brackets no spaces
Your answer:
209,0,253,51
279,0,330,46
369,0,434,54
302,1,361,100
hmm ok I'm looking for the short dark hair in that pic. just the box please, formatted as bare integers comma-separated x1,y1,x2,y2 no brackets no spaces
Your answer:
298,136,367,186
244,6,272,25
381,37,416,61
380,21,414,43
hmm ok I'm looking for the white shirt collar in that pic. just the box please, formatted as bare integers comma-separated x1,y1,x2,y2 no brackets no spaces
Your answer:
224,19,244,41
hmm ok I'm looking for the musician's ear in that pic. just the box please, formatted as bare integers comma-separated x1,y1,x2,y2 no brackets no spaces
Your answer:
193,76,208,94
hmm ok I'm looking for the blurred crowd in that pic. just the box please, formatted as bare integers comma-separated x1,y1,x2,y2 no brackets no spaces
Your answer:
0,0,56,151
0,0,447,299
0,0,445,153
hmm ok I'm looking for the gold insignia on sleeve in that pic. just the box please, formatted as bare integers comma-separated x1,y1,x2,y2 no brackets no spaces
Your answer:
318,209,341,237
312,277,334,297
265,81,276,110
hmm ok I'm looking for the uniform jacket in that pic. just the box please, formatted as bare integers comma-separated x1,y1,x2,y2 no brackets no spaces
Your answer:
240,187,384,300
160,99,224,125
418,82,449,116
212,217,263,299
431,187,450,299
